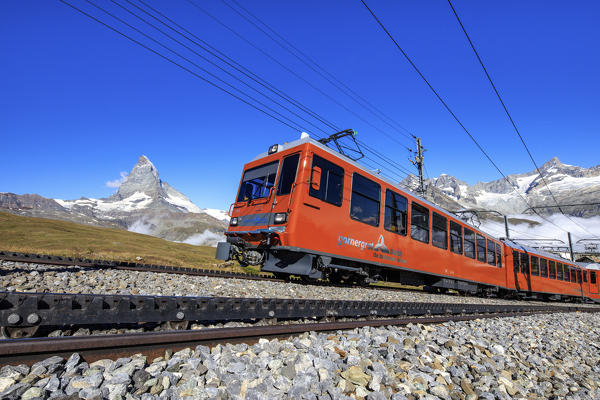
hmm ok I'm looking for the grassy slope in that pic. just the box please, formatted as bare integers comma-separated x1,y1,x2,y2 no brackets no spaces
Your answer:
0,211,241,270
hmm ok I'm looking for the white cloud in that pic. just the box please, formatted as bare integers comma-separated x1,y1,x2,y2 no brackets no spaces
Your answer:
182,229,225,247
106,171,129,188
128,218,153,235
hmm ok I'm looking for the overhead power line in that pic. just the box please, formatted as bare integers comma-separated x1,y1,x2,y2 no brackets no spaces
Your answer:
358,0,570,236
446,0,598,239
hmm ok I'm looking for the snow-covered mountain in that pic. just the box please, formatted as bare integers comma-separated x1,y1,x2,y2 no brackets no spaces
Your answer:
0,156,228,245
402,157,600,217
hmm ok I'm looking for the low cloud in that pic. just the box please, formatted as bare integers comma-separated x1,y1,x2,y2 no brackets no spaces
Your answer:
182,230,225,247
479,214,600,253
106,171,129,188
128,218,153,235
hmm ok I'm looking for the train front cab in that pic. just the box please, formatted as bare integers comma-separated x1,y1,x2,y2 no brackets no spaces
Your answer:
216,141,308,269
583,263,600,302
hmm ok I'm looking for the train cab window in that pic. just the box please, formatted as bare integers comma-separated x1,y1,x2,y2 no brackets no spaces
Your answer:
531,256,540,276
495,243,502,267
487,240,496,265
476,235,487,263
464,229,475,259
350,173,380,226
384,189,407,235
520,253,530,274
237,160,279,202
512,251,519,272
591,271,597,285
309,155,344,206
549,261,556,279
277,153,300,196
556,261,563,280
450,221,463,255
543,260,551,278
410,203,430,243
432,213,448,249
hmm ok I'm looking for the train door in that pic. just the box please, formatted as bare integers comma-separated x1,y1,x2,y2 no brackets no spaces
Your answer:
267,152,301,231
511,251,531,293
590,270,599,295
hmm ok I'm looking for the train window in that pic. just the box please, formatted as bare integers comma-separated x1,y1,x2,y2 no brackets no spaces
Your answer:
309,155,344,206
549,261,556,279
564,264,570,281
384,189,407,235
464,229,475,259
556,261,563,280
476,235,486,263
543,260,550,278
432,213,448,249
495,243,502,267
531,256,539,276
277,154,300,196
487,240,496,265
583,271,587,283
449,221,463,254
350,173,380,226
410,203,430,243
577,269,582,284
512,251,519,272
237,160,279,202
570,267,576,283
520,253,530,274
591,271,597,285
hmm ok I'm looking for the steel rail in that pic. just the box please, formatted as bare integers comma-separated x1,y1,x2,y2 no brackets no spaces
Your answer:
0,310,590,367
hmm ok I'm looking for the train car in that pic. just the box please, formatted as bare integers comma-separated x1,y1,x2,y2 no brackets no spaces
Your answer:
502,240,591,301
216,134,597,302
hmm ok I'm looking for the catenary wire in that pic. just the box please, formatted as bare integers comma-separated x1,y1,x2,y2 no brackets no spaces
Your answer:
184,0,413,152
59,0,306,133
358,0,571,236
223,0,416,142
131,0,340,133
446,0,598,240
105,0,329,136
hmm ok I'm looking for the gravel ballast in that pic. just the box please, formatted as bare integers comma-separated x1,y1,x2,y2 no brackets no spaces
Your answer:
0,261,592,307
1,312,599,399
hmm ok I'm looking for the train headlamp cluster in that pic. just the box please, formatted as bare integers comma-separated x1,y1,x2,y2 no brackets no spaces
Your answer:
274,212,288,224
268,144,279,154
230,217,239,226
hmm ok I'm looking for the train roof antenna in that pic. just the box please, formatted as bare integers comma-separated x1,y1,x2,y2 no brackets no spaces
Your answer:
318,129,364,161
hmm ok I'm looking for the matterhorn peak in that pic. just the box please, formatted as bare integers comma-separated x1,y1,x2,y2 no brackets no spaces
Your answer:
112,155,161,200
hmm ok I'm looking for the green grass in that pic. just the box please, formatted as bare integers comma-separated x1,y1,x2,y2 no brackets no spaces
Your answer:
0,211,249,271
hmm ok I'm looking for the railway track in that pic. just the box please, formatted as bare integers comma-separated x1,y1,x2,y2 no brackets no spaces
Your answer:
2,308,598,367
0,250,420,294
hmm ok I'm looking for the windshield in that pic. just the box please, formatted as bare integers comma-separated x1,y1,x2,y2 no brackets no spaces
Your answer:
236,160,279,202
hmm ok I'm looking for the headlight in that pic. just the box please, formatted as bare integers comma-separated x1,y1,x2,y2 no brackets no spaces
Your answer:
274,212,288,224
230,217,239,226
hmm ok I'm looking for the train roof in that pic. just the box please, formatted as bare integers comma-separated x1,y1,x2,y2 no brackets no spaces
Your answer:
501,239,576,264
253,134,500,241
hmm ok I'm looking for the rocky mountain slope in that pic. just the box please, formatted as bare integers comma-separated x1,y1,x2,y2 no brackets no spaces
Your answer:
0,156,228,245
402,157,600,217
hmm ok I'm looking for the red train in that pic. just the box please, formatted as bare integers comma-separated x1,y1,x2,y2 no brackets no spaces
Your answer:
216,135,599,302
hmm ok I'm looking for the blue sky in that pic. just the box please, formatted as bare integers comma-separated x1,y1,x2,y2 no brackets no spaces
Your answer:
1,0,598,209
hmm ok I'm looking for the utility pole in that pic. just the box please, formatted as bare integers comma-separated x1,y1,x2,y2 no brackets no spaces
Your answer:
504,215,510,239
410,137,425,195
567,232,574,261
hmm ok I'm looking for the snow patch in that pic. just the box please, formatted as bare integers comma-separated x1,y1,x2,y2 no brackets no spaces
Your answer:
202,208,230,221
165,193,202,213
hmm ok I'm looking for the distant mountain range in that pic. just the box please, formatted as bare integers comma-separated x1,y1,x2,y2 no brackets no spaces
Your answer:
401,157,600,217
0,156,228,245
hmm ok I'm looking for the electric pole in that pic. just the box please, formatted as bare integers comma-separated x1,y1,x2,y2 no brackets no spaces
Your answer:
410,137,425,195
